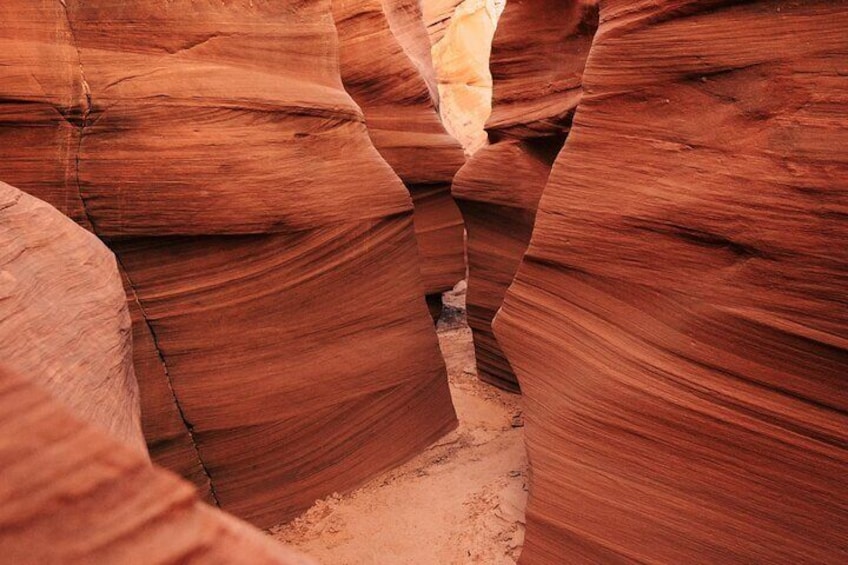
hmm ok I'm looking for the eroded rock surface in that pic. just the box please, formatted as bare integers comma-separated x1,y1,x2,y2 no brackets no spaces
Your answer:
495,1,848,562
453,0,599,391
0,2,87,225
334,0,467,303
0,0,456,528
383,0,441,105
426,0,504,154
0,181,145,452
0,366,313,565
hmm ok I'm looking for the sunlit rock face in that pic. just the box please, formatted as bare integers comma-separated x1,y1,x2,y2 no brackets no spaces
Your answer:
0,181,146,452
453,0,599,391
495,1,848,562
424,0,504,154
0,366,314,565
333,0,467,306
0,0,456,528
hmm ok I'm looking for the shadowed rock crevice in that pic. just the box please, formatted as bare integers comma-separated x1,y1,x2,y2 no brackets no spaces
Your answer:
117,258,220,506
453,0,600,391
332,0,468,317
51,1,218,501
58,0,94,229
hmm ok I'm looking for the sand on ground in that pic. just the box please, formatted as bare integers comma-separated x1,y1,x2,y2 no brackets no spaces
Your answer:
270,285,527,564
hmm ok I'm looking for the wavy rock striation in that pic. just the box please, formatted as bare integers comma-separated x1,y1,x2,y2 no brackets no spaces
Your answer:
0,181,145,452
0,366,313,565
333,0,467,315
453,0,599,391
0,0,456,527
383,0,441,105
495,1,848,562
0,0,210,495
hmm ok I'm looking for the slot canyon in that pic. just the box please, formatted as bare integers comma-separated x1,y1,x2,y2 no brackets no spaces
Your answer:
0,1,845,564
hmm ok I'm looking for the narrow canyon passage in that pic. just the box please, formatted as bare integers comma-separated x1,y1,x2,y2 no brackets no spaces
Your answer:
0,1,845,564
271,284,529,564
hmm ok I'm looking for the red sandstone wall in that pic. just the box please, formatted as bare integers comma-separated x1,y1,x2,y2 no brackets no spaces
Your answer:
0,0,456,527
496,1,848,561
334,0,467,308
453,0,599,390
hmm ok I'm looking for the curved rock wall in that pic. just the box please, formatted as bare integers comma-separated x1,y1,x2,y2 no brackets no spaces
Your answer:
0,0,456,528
487,0,598,138
0,366,312,565
453,0,598,390
333,0,467,310
382,0,441,105
495,1,848,561
0,181,145,452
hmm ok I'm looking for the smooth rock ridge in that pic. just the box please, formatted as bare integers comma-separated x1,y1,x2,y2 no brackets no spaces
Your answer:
0,365,314,565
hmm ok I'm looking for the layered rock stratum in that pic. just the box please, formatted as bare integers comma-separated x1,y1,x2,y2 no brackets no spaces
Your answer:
495,1,848,562
0,0,456,528
0,366,313,565
453,0,599,391
334,0,467,311
383,0,441,105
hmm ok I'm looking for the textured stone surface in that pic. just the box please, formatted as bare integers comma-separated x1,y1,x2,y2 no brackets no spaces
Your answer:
495,1,848,562
0,2,88,226
0,181,145,451
453,140,563,392
453,0,598,390
122,273,215,504
0,0,457,528
487,0,598,139
383,0,441,105
334,0,467,298
422,0,464,45
112,226,457,527
0,366,313,565
428,0,503,154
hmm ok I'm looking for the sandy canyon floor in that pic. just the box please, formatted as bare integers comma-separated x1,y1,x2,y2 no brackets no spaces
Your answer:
270,285,527,564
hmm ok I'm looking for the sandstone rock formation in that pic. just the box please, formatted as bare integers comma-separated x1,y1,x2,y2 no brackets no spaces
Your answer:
383,0,441,105
0,366,313,565
422,0,463,44
0,181,145,451
0,0,212,483
0,2,88,225
495,1,848,562
0,1,456,528
123,274,216,503
333,0,467,312
427,0,504,153
453,0,599,391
